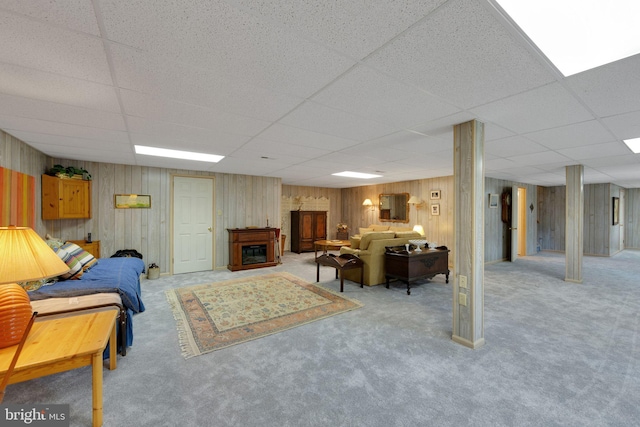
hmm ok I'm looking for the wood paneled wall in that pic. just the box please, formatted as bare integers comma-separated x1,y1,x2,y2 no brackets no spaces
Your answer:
281,185,342,250
2,132,282,272
626,188,640,249
339,177,455,250
538,183,628,256
485,178,538,262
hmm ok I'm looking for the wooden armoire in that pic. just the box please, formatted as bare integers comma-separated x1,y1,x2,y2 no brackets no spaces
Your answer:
290,211,327,253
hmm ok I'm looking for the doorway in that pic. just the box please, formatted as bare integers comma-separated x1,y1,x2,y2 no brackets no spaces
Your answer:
172,175,215,274
518,187,527,256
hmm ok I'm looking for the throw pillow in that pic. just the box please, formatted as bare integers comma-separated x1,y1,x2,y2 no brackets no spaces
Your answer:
53,245,84,280
370,225,390,231
359,227,373,235
60,242,98,271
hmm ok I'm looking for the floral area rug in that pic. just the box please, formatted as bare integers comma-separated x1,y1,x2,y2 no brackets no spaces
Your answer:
165,272,363,359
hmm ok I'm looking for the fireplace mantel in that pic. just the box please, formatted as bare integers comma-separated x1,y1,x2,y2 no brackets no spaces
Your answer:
227,228,277,271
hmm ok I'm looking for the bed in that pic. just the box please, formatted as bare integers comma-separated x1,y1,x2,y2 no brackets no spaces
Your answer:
27,257,146,356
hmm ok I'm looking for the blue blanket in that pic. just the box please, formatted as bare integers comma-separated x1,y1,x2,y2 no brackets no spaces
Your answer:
29,257,146,347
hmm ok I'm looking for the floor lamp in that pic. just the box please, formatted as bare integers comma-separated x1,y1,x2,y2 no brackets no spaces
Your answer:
0,226,69,402
363,199,373,224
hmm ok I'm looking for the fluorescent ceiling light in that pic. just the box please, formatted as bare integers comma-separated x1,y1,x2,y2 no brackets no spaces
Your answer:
623,137,640,154
496,0,640,76
332,171,382,179
135,145,224,163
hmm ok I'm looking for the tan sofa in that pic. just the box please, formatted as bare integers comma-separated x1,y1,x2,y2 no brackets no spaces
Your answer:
339,228,422,286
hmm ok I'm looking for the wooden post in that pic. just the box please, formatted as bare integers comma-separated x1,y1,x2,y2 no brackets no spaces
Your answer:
452,120,485,349
565,165,584,283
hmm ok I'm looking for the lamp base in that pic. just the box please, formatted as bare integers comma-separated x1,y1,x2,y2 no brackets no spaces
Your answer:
0,284,33,348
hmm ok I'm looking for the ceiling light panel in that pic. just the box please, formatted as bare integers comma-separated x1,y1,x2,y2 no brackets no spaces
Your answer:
135,145,224,163
623,137,640,153
495,0,640,76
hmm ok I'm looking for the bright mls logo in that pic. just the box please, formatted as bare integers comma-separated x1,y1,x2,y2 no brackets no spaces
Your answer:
1,405,69,426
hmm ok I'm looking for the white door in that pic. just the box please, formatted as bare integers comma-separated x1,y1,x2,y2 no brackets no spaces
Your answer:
173,176,214,274
510,185,519,262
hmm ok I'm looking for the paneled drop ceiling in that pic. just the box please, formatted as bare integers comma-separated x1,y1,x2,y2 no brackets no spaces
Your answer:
0,0,639,188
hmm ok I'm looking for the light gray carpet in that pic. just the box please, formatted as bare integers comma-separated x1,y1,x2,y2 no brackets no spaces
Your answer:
4,250,640,426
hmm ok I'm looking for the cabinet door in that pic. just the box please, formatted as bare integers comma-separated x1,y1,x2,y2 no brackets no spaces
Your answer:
301,212,314,240
60,180,91,218
314,212,327,240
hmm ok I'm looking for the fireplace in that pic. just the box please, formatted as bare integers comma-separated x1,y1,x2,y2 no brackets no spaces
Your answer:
228,228,277,271
242,244,267,265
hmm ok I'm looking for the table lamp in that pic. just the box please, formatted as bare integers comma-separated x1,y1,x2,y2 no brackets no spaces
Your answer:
0,226,69,348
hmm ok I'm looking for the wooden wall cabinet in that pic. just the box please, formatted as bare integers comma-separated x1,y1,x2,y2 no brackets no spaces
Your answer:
290,211,327,253
42,174,92,220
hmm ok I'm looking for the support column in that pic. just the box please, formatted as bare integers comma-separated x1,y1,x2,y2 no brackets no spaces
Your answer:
565,165,584,283
452,120,485,349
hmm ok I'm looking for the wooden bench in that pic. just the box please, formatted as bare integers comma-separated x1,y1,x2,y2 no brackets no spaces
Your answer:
315,253,364,292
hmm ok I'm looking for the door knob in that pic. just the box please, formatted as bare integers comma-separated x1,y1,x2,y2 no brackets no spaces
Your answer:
208,227,212,232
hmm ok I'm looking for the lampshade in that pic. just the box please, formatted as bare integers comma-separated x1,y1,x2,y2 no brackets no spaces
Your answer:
408,196,420,205
362,199,373,206
0,226,69,284
0,226,69,348
413,225,425,236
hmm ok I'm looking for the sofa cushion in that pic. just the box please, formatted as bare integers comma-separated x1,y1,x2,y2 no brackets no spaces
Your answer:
370,225,390,231
389,226,413,232
359,227,374,235
395,231,422,239
359,231,395,250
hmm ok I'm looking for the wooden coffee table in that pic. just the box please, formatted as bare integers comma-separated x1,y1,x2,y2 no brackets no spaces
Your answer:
0,309,118,427
313,239,351,259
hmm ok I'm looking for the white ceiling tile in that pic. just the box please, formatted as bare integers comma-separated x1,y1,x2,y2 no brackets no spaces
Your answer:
101,0,355,98
0,10,111,84
110,44,304,122
525,120,616,149
602,110,640,141
233,138,331,160
485,136,548,158
120,90,270,137
507,151,572,167
312,65,461,129
0,117,129,144
566,54,640,117
582,155,640,168
0,93,125,131
279,101,396,141
0,63,120,112
26,141,134,165
365,0,555,109
471,83,595,134
557,142,632,161
0,0,100,35
228,0,447,59
258,123,360,150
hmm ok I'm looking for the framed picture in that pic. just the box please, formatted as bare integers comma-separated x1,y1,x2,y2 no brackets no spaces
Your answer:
431,204,440,216
430,190,441,200
115,194,151,209
489,193,499,208
612,197,619,225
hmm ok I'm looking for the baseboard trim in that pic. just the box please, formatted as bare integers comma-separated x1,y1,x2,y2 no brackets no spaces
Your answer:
452,334,485,349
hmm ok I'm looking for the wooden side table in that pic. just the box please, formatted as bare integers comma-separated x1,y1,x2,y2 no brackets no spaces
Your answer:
316,253,364,292
336,230,349,240
384,246,450,295
0,309,118,427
